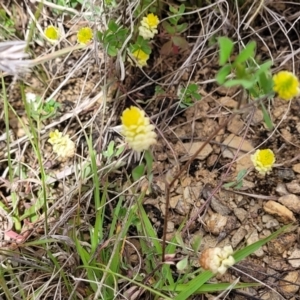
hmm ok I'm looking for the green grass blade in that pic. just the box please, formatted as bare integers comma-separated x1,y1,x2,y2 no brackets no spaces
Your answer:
234,225,290,262
234,41,256,65
260,102,273,130
165,282,260,293
174,270,213,300
216,64,231,84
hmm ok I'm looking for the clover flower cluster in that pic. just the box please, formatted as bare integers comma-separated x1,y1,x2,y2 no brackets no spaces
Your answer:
273,71,300,100
44,26,60,42
131,50,149,67
138,13,159,40
121,106,157,152
76,27,93,45
48,129,75,159
44,26,93,45
131,13,159,67
199,245,235,275
251,149,275,176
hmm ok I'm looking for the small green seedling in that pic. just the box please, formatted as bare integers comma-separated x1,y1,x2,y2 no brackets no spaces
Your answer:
130,36,151,57
223,169,247,189
179,83,202,108
216,37,274,129
160,4,189,55
97,20,129,57
28,97,60,122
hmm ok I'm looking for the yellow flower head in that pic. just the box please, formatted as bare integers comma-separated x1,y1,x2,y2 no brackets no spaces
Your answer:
273,71,300,100
48,130,75,159
44,26,60,41
251,149,275,176
141,13,159,29
121,106,157,152
48,129,63,144
77,27,93,45
131,49,149,67
139,13,159,40
199,246,235,275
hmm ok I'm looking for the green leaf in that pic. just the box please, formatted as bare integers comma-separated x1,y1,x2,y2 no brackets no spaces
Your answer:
103,141,115,158
236,169,247,181
249,85,260,98
21,196,44,221
141,44,151,55
260,102,273,130
132,164,145,181
172,36,189,49
175,232,185,248
176,23,188,33
165,282,260,293
191,235,202,252
255,60,273,78
176,256,189,271
178,4,186,14
192,93,202,100
96,31,103,42
216,64,231,84
234,41,256,65
187,83,198,92
144,150,153,177
108,20,119,32
115,145,124,157
218,37,234,65
155,85,165,95
259,72,273,95
234,225,290,263
235,181,243,189
224,78,255,89
162,21,176,34
107,46,118,56
223,181,236,188
174,270,214,299
169,5,178,14
160,40,173,56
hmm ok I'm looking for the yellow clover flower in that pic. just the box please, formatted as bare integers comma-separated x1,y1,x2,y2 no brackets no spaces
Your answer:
77,27,93,45
48,129,63,144
121,106,157,152
141,13,159,28
48,129,75,159
199,246,235,275
251,149,275,176
139,13,159,40
273,71,300,100
131,49,149,67
44,26,60,42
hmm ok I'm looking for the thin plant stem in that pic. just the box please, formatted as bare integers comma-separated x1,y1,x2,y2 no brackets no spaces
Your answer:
1,76,19,219
20,83,49,235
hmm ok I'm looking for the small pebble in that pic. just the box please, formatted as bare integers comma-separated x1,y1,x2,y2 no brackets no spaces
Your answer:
278,194,300,214
277,168,295,181
231,227,247,248
265,219,279,229
247,230,264,257
279,271,300,294
263,200,296,224
292,163,300,174
275,183,288,196
286,181,300,194
234,207,248,222
288,248,300,268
